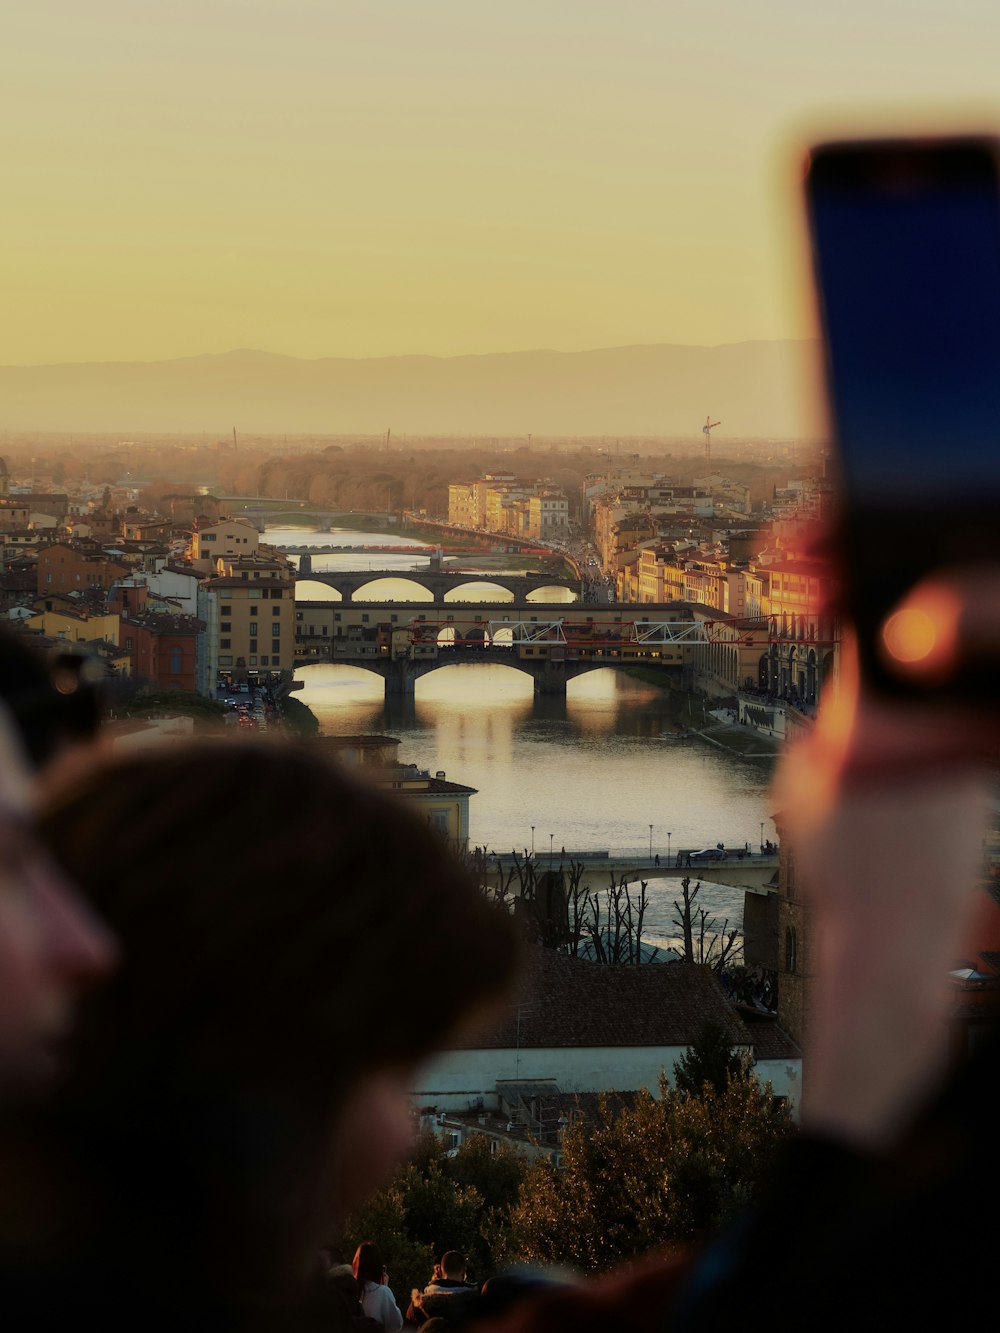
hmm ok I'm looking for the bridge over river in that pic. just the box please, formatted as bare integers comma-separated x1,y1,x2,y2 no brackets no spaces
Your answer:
295,600,715,698
296,563,580,604
487,850,779,894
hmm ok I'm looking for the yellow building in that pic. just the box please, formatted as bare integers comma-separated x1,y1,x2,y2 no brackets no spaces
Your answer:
383,763,477,846
447,484,478,527
24,607,121,646
205,569,296,685
527,491,569,541
316,735,476,845
190,518,260,571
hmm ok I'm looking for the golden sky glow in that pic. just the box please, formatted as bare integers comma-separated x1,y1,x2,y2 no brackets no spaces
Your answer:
3,0,1000,364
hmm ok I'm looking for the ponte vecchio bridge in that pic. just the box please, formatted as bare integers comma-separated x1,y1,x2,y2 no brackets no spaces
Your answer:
294,599,740,699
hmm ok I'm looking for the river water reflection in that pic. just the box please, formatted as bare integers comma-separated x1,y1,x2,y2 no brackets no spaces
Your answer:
283,526,777,950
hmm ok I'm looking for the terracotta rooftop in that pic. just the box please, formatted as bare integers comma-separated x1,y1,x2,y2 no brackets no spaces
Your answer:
465,948,749,1051
737,1009,802,1061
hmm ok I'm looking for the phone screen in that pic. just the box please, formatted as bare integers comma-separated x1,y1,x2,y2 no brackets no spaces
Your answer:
807,139,1000,700
809,141,1000,506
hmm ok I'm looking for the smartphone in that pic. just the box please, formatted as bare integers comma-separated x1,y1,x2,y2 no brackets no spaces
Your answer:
805,135,1000,702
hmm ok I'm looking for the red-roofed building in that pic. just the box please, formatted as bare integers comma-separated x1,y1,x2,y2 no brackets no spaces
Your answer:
121,613,202,692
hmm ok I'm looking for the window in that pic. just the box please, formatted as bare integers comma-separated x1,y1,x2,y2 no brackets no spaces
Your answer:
220,622,231,632
219,655,232,667
125,637,134,650
169,649,182,674
271,638,280,653
249,606,259,617
249,623,257,637
220,639,231,650
221,605,231,614
272,606,281,616
272,655,280,666
249,655,257,666
261,655,269,666
322,626,329,636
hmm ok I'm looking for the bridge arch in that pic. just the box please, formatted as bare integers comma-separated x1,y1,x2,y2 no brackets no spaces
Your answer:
525,585,580,604
346,576,435,601
442,581,516,603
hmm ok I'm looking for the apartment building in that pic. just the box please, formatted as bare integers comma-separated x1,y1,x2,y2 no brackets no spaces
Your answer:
206,572,296,685
190,518,260,571
36,544,132,597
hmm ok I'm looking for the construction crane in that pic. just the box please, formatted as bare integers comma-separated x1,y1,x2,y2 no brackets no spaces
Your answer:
702,416,721,468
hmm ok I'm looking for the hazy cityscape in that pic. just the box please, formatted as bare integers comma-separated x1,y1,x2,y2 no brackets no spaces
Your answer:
3,1,998,1325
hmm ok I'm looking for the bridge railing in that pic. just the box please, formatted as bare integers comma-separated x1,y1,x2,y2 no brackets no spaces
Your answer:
486,844,777,864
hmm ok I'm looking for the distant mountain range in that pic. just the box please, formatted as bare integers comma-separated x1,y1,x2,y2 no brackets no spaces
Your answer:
0,341,826,437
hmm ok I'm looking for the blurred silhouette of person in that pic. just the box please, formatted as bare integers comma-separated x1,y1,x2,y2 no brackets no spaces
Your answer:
4,740,519,1329
0,699,112,1097
0,628,102,777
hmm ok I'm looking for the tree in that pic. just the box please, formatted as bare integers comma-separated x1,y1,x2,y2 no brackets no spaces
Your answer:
506,1076,793,1273
281,695,320,737
672,877,741,971
333,1131,529,1296
468,850,658,965
121,689,227,725
673,1019,746,1098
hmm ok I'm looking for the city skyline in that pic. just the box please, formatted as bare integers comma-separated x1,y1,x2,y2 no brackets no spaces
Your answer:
4,1,999,366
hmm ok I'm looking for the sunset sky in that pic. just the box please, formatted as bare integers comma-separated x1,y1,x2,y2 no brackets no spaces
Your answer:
4,1,1000,365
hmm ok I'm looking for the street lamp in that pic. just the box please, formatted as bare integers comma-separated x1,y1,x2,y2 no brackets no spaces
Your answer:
667,831,672,867
531,825,535,855
549,833,554,864
760,821,765,853
649,824,653,859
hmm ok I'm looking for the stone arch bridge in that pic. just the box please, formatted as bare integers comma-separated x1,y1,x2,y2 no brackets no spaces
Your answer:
296,565,581,605
295,600,708,698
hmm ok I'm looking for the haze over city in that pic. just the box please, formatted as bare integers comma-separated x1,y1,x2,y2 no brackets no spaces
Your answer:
4,0,999,376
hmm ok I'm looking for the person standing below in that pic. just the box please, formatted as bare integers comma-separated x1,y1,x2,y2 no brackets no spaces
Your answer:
353,1242,402,1332
420,1251,478,1325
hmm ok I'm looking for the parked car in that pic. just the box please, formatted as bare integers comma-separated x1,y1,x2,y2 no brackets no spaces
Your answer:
689,847,728,862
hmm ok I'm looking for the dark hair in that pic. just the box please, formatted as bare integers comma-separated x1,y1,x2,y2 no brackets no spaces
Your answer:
352,1241,385,1288
440,1250,467,1278
38,740,520,1307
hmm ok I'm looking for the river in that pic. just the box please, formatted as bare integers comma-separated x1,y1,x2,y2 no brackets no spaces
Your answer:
275,525,778,953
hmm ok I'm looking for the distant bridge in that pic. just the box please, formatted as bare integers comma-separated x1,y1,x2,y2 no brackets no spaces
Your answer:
296,564,581,605
218,499,399,531
487,851,779,894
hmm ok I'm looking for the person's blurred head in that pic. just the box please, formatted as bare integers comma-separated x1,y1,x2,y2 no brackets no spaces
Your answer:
440,1250,467,1280
0,630,101,774
0,705,112,1093
39,740,520,1295
352,1241,385,1288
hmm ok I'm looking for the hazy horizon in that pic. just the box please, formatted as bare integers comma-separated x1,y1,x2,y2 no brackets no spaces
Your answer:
0,335,817,371
0,340,824,436
4,3,998,369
